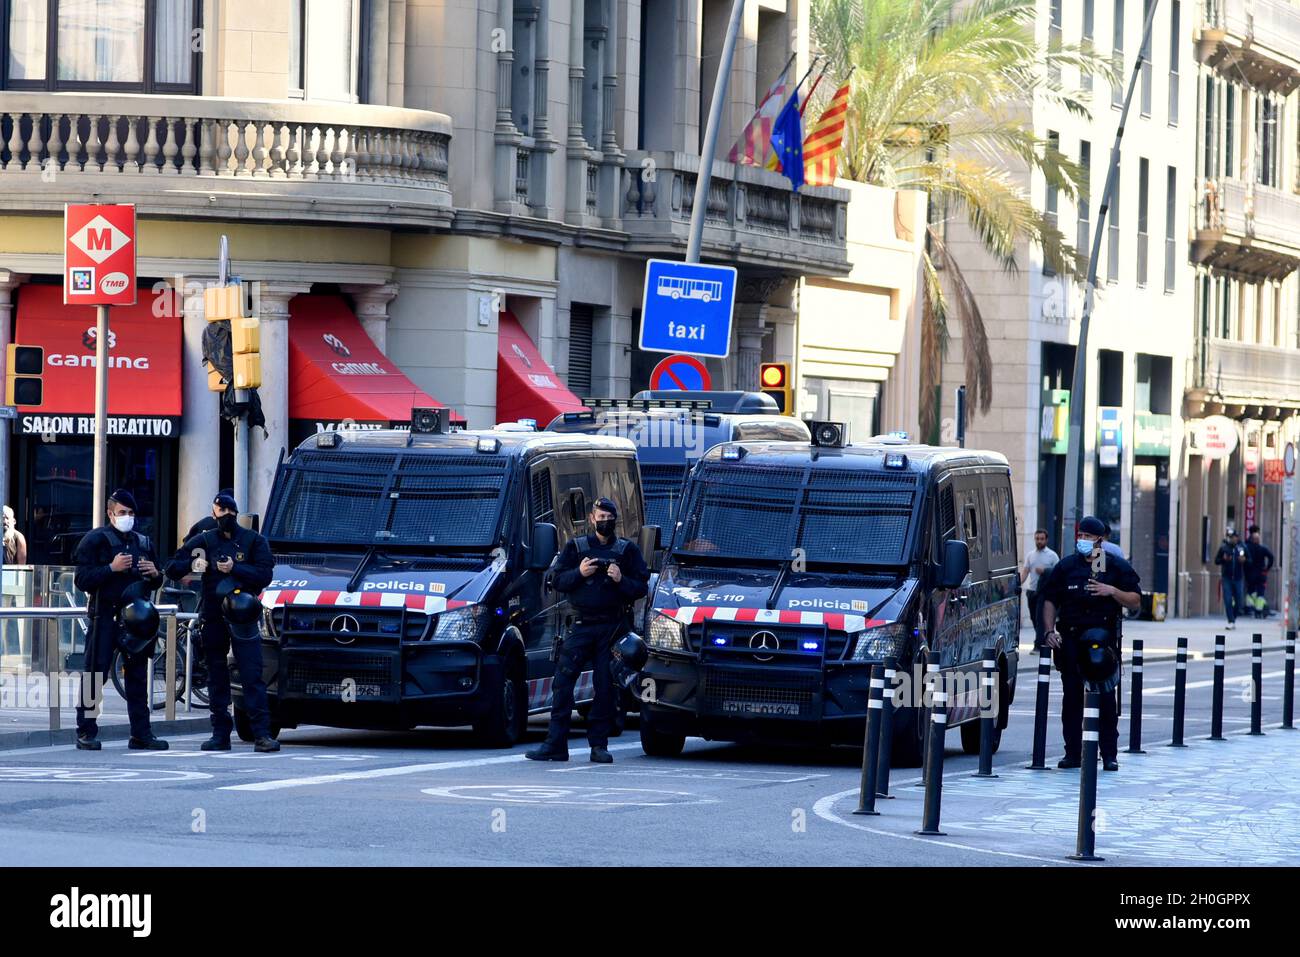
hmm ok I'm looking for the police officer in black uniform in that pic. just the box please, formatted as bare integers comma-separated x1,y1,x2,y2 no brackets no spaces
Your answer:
165,490,277,751
1038,515,1141,771
73,489,168,751
183,487,234,542
527,497,649,763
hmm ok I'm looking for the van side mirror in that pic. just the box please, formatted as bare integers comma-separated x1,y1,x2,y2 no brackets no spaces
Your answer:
939,539,970,589
530,522,559,569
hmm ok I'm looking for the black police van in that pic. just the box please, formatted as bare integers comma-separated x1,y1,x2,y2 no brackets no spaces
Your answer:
547,391,809,537
232,417,653,746
639,427,1020,763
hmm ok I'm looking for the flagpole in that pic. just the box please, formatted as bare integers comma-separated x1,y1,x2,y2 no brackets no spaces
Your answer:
734,51,798,132
800,62,830,116
687,0,746,263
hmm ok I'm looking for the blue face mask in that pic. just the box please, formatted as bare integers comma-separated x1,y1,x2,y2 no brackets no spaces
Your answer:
1076,537,1096,557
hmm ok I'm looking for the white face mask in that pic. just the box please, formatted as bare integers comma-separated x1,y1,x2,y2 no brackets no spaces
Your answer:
112,514,135,534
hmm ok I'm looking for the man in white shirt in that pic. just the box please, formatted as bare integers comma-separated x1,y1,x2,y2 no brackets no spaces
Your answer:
1020,529,1060,648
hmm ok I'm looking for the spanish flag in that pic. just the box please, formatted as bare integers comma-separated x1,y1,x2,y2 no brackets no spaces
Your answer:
802,81,851,187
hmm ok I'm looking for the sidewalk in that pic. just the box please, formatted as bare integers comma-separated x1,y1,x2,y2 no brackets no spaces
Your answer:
0,673,210,750
1018,614,1292,663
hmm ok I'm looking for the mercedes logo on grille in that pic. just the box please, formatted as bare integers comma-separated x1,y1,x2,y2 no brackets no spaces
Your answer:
331,614,361,645
749,630,780,662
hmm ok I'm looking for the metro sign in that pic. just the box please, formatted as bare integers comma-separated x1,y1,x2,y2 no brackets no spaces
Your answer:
64,204,136,306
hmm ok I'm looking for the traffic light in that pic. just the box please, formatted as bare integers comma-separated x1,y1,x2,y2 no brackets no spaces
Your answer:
204,281,261,390
760,361,792,415
6,344,44,406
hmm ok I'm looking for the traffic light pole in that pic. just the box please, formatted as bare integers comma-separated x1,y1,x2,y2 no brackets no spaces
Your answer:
1061,0,1160,539
91,303,110,522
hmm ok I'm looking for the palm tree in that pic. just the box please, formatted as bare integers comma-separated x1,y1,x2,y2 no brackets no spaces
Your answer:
810,0,1116,439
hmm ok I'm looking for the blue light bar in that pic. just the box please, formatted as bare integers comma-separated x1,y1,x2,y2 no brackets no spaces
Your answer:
884,452,908,469
712,636,728,646
801,640,821,652
721,446,744,461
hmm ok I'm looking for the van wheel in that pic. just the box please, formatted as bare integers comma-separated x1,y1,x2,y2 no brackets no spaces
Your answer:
959,719,1002,755
474,659,527,748
889,706,925,767
639,709,686,758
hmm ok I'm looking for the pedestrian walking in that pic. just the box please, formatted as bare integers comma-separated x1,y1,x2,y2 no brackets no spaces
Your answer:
1020,529,1059,647
1215,527,1249,629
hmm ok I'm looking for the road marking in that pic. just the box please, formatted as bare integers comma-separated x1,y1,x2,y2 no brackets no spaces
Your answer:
420,784,717,807
218,741,644,791
0,766,213,783
1144,669,1286,695
548,765,829,783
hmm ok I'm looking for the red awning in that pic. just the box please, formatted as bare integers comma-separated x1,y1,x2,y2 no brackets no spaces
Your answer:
496,311,585,425
14,284,181,427
289,294,453,425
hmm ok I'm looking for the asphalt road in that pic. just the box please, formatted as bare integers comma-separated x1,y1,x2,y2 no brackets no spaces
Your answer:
1,647,1296,867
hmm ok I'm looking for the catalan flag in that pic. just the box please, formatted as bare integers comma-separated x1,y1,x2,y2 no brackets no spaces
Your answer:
728,62,794,167
802,80,851,187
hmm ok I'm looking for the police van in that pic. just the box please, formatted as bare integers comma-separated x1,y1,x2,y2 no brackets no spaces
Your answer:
232,413,654,746
638,426,1020,762
547,391,810,540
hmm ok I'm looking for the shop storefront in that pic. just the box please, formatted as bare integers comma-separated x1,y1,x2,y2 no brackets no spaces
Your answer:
10,284,182,563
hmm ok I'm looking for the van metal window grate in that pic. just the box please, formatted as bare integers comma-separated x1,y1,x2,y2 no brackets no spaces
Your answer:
640,463,690,530
530,468,554,520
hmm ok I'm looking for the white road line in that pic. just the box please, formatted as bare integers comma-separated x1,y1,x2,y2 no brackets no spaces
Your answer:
1144,670,1286,695
218,741,644,792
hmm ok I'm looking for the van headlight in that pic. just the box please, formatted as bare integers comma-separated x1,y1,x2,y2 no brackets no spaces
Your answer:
850,621,909,662
433,605,488,642
647,612,686,651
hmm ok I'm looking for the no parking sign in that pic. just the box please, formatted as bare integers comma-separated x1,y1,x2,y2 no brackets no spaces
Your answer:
650,354,712,391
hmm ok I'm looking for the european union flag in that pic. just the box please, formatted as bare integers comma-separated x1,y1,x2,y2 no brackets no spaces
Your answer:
769,92,805,192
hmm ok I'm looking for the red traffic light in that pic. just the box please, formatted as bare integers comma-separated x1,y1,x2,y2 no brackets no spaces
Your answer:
760,363,787,388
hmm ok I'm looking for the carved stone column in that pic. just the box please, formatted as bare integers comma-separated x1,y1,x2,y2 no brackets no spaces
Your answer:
342,283,400,354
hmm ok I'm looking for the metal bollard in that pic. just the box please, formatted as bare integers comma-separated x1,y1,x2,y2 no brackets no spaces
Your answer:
1126,637,1146,754
1028,646,1052,769
1209,635,1226,741
919,649,940,787
915,688,948,836
1169,636,1189,747
1249,633,1264,736
164,614,178,722
1068,689,1105,862
1284,631,1295,731
875,655,898,798
854,664,884,816
973,646,998,778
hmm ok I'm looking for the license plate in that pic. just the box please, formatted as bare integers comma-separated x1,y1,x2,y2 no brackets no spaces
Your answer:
722,700,801,716
304,682,383,698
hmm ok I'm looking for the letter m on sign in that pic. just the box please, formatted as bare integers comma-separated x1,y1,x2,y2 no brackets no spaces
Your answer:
86,228,113,251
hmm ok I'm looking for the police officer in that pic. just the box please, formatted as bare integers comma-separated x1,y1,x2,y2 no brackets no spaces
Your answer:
73,489,167,751
1038,515,1141,771
183,487,235,542
527,497,649,763
165,490,277,752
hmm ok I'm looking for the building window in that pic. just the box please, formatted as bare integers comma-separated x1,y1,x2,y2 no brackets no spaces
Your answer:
1164,166,1177,293
1077,140,1092,272
1112,0,1124,109
583,0,608,148
1139,0,1152,117
1082,0,1095,93
1049,0,1062,84
3,0,200,92
295,0,364,103
289,0,305,95
1137,157,1149,286
568,304,595,396
1168,0,1180,125
1044,130,1060,276
1107,155,1121,284
1257,93,1281,188
512,0,539,135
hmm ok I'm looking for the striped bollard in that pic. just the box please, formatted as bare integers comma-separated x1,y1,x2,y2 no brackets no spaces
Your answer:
1068,690,1105,862
1283,631,1295,730
1209,635,1226,741
853,664,884,816
1169,636,1189,747
875,655,898,797
1125,638,1146,754
919,650,940,787
973,646,998,778
915,688,948,836
1249,633,1264,736
1028,646,1052,769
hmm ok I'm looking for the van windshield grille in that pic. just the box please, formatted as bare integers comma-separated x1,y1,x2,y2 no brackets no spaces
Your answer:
676,463,918,565
268,453,511,548
640,463,690,531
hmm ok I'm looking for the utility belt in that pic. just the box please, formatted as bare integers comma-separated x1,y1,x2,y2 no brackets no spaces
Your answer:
552,610,628,661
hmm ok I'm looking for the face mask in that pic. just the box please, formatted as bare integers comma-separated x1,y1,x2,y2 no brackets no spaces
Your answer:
594,519,616,538
112,514,135,534
218,513,239,535
1076,537,1095,557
